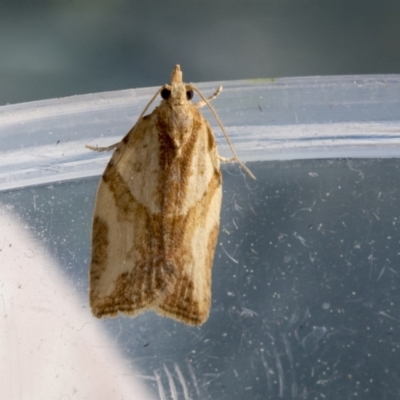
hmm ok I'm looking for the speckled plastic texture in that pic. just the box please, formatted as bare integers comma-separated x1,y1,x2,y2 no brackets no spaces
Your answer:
1,75,400,400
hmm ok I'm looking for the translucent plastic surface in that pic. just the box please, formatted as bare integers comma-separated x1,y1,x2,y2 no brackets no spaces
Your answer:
1,75,400,191
1,75,400,399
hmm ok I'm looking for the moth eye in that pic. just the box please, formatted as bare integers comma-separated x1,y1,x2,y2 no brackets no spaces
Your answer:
161,88,171,100
186,89,194,100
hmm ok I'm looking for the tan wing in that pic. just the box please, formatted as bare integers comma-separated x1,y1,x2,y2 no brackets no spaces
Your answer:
89,114,178,318
89,104,222,324
154,112,222,325
153,168,221,325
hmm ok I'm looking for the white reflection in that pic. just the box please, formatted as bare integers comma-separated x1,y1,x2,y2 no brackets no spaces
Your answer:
0,207,155,400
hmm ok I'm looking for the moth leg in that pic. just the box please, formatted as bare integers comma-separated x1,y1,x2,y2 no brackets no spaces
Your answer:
218,155,235,163
194,86,222,108
86,142,119,152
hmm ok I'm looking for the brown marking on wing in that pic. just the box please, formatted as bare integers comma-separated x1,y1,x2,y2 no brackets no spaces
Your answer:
156,104,200,213
207,123,217,152
157,170,221,325
157,273,198,323
90,167,180,318
204,223,220,284
89,216,109,311
90,216,109,274
91,261,177,318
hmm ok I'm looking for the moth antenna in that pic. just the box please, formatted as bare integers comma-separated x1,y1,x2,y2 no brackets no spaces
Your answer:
86,142,119,152
135,85,166,124
86,85,166,152
191,86,256,180
194,86,222,108
121,85,166,140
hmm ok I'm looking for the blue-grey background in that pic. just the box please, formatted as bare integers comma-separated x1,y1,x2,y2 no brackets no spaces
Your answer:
1,0,399,105
2,159,400,399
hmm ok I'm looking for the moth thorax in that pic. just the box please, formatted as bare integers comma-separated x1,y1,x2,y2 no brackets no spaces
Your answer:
166,108,193,151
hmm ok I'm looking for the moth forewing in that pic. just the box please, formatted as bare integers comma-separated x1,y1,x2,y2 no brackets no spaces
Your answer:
88,64,253,325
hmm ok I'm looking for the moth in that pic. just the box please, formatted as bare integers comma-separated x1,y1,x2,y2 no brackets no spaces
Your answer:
88,65,255,326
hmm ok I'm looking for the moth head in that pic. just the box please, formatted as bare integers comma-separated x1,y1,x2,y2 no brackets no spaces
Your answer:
160,65,194,105
160,85,193,103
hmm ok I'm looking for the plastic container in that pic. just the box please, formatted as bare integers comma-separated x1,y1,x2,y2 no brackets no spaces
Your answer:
1,75,400,399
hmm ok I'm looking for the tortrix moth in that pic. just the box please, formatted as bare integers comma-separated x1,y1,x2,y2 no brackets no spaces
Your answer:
88,65,255,325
